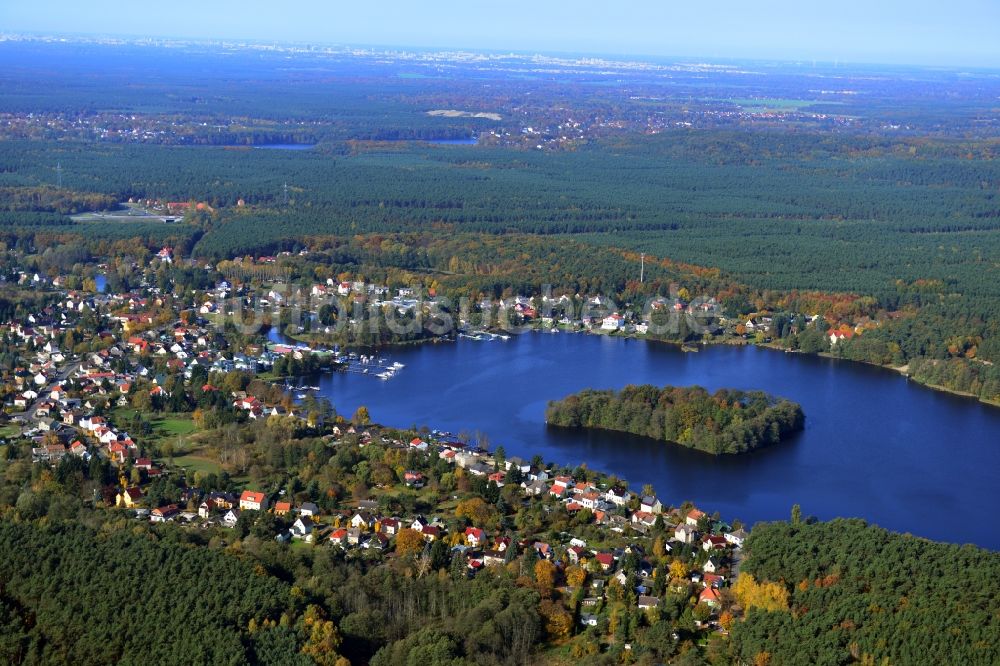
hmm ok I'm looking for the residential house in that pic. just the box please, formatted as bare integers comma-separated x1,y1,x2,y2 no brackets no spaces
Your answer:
699,586,722,608
239,490,268,512
674,524,696,544
595,552,615,571
601,313,625,331
351,511,376,530
151,504,180,523
198,499,219,519
724,528,748,548
117,486,143,508
464,527,486,548
641,495,663,514
291,517,315,541
379,517,400,536
638,596,660,610
605,487,632,507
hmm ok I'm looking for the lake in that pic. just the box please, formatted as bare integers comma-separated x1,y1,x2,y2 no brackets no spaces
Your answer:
281,330,1000,549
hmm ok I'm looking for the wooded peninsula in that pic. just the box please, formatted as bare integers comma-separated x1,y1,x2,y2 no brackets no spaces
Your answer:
546,385,805,455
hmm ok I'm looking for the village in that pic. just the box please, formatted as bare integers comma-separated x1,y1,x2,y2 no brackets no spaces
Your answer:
0,255,772,644
0,240,888,655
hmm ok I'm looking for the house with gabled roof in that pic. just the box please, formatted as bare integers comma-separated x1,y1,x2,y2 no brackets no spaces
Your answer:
699,586,722,608
595,552,615,571
641,495,663,514
239,490,268,511
291,517,315,541
464,527,486,547
117,486,143,508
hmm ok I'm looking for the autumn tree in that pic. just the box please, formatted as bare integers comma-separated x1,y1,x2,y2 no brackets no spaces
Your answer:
565,564,587,588
352,405,371,426
539,599,573,642
395,528,425,558
719,611,734,632
668,558,689,581
534,559,557,597
300,604,349,666
455,497,497,527
733,574,790,613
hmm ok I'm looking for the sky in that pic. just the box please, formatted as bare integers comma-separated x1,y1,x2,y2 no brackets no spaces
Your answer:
2,0,999,68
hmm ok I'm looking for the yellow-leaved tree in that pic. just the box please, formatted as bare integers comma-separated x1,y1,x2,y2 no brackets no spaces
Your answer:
733,574,790,613
395,528,425,557
565,564,587,588
300,605,350,666
668,558,689,581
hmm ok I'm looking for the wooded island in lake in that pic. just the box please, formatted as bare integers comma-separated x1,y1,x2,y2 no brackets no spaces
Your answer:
546,385,805,455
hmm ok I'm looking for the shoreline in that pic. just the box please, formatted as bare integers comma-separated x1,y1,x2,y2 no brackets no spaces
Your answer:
272,320,1000,409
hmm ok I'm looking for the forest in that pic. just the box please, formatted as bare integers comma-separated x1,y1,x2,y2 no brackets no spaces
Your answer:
0,521,307,666
545,385,805,455
730,518,1000,665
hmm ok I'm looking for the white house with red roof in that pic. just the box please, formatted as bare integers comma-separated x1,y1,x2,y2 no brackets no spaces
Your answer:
686,508,706,526
601,312,625,331
239,490,268,511
829,329,854,345
464,527,486,547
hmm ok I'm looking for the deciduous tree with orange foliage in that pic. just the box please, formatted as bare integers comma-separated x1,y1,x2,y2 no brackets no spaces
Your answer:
538,599,573,642
534,559,557,596
395,528,425,558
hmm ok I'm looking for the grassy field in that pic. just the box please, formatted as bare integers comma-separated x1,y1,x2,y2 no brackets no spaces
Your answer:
0,424,22,439
171,454,224,477
153,416,196,438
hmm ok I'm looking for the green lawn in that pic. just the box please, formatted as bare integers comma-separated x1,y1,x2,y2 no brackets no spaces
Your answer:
0,424,22,439
171,454,223,477
154,416,196,437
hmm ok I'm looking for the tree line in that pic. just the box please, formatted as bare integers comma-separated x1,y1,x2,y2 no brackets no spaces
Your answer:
546,384,805,455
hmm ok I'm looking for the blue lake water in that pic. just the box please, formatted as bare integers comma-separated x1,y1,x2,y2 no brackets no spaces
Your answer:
279,330,1000,549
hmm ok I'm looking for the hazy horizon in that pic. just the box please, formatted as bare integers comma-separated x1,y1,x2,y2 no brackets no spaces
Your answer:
2,0,999,69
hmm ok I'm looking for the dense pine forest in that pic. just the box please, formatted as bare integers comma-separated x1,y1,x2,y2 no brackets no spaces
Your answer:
731,518,1000,665
0,521,302,665
546,385,805,454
